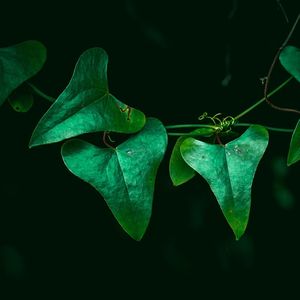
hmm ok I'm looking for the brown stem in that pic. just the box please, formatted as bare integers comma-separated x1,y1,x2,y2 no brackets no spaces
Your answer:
264,13,300,114
102,131,115,149
215,134,223,146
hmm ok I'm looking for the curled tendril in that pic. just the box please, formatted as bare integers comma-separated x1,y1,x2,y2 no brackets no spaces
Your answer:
199,112,221,125
198,112,236,133
198,112,208,120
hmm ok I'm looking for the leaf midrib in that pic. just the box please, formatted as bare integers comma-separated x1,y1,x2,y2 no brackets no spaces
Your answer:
115,149,131,207
34,89,114,137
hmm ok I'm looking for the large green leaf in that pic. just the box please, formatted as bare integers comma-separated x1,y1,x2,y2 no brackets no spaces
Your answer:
279,45,300,82
61,118,167,241
0,40,46,107
287,119,300,166
29,48,146,148
180,125,269,240
169,128,214,186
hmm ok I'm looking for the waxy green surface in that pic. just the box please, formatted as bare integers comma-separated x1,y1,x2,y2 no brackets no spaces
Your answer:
61,118,167,240
29,48,145,148
180,125,269,239
169,128,214,186
280,45,300,83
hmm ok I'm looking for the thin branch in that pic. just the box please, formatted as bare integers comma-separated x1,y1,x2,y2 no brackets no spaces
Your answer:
165,124,217,130
263,13,300,114
276,0,289,24
26,82,56,103
168,132,209,137
234,123,293,133
234,76,293,120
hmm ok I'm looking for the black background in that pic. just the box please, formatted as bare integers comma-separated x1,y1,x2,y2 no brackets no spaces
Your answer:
1,0,300,298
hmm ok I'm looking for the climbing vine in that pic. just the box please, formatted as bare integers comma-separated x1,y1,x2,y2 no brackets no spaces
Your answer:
1,13,300,241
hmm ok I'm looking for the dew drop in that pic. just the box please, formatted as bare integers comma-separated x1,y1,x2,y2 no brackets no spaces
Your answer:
126,149,133,155
233,145,241,154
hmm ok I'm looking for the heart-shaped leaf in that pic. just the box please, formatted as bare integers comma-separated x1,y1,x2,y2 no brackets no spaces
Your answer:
0,40,46,107
169,128,214,186
29,48,146,148
287,119,300,166
279,45,300,82
180,125,269,240
61,118,167,241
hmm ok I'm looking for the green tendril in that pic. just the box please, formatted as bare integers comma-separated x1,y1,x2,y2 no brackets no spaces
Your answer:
198,112,236,134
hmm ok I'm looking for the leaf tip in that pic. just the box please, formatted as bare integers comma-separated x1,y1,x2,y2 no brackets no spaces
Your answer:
28,137,37,149
170,177,191,187
233,228,246,241
28,135,44,149
230,221,247,241
124,228,146,242
131,235,144,242
235,234,241,241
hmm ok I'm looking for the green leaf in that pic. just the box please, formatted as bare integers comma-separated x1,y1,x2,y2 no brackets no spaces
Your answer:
0,40,46,107
287,119,300,166
29,48,146,148
61,118,167,241
279,45,300,82
169,128,214,186
180,125,268,240
8,87,34,113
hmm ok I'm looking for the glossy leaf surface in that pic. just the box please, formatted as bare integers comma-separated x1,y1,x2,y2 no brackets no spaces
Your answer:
29,48,146,148
61,118,167,241
0,40,46,107
181,125,268,239
279,46,300,82
169,128,214,186
287,119,300,166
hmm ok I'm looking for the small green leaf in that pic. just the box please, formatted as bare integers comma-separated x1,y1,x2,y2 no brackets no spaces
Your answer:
279,45,300,82
169,128,214,186
287,119,300,166
8,87,34,113
0,40,46,107
61,118,167,241
29,48,146,148
180,125,268,240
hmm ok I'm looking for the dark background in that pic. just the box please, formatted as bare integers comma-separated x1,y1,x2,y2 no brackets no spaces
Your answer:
1,0,300,298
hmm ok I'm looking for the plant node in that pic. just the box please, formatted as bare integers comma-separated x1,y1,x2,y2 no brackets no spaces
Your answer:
198,112,235,134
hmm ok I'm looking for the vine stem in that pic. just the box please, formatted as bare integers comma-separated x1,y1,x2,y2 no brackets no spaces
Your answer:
263,13,300,114
165,124,218,130
167,124,293,136
276,0,289,24
26,82,56,103
234,76,293,120
166,76,293,134
168,132,210,137
233,123,293,133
